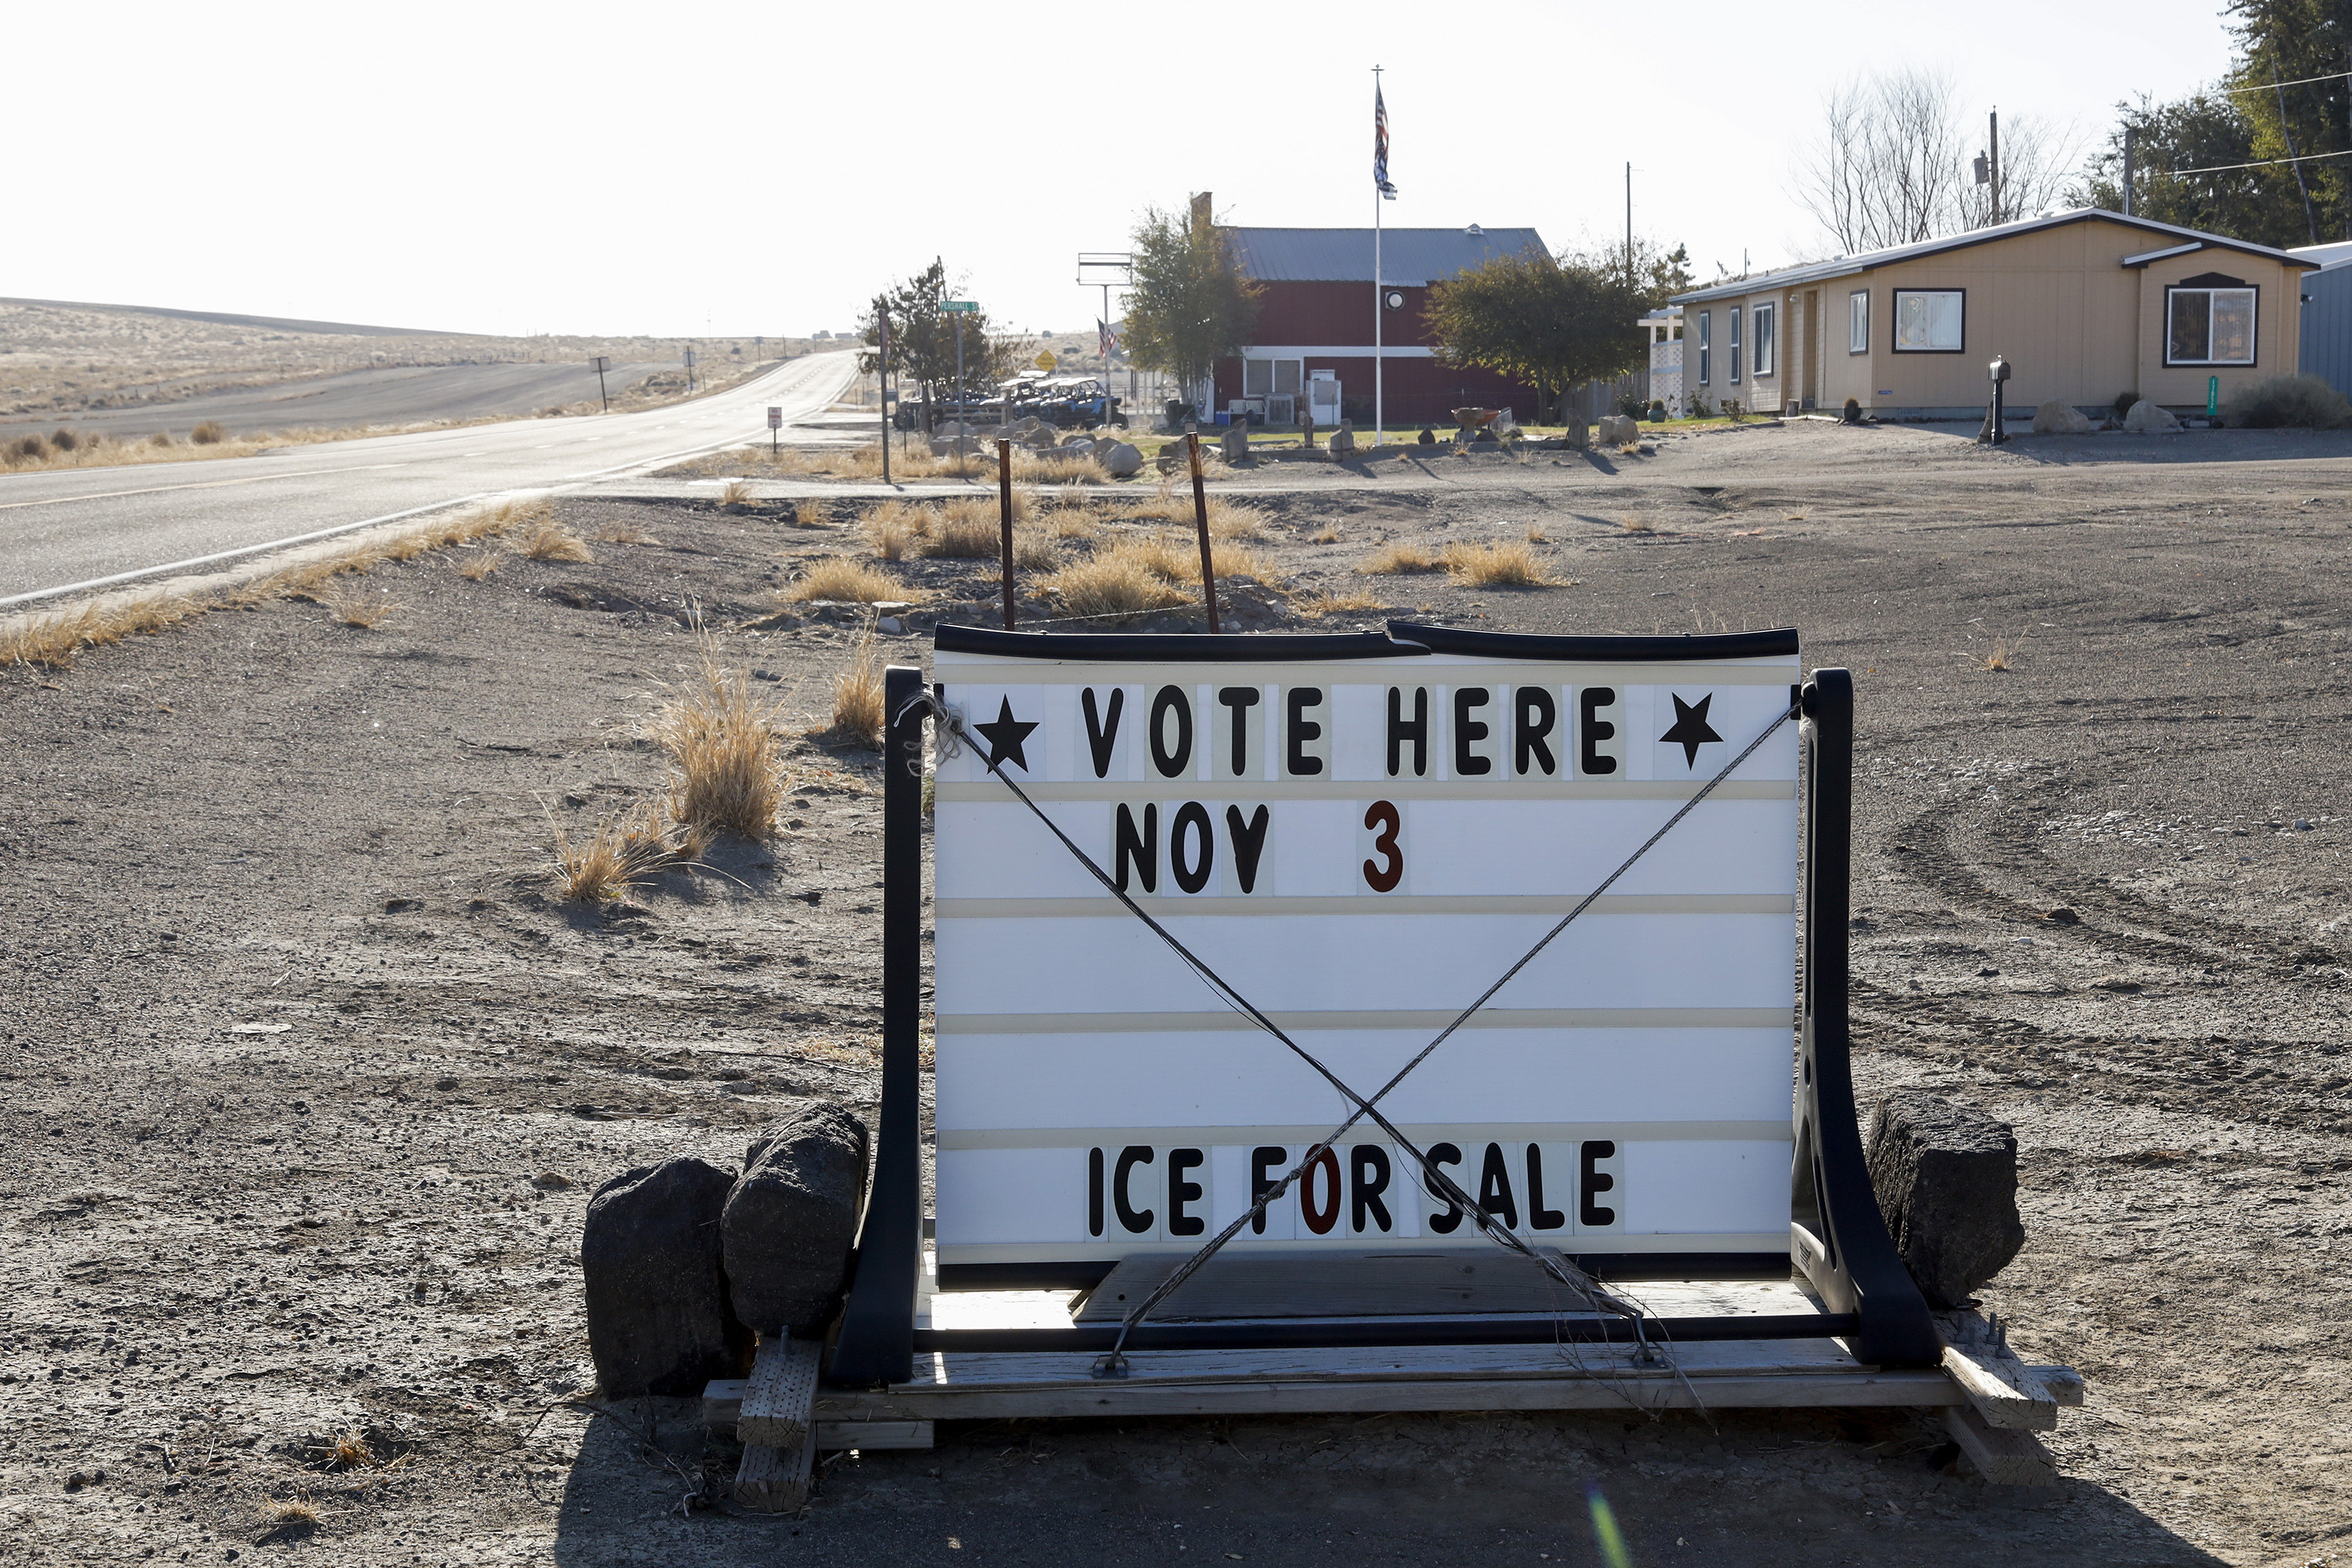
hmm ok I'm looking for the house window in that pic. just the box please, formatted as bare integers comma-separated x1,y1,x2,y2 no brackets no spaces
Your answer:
1849,289,1870,354
1892,289,1965,352
1242,358,1303,397
1729,307,1742,383
1752,303,1776,377
1697,310,1711,384
2166,285,2256,365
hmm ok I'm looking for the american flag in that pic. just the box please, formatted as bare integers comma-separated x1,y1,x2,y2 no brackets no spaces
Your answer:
1374,84,1397,199
1098,318,1118,359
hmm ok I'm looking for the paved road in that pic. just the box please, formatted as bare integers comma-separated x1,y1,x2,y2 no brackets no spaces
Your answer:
0,360,682,445
0,352,863,605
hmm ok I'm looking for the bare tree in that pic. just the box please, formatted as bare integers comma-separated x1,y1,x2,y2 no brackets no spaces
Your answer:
1794,68,2079,253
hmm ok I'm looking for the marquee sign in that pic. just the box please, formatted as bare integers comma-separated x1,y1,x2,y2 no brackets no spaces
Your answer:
928,624,1806,1283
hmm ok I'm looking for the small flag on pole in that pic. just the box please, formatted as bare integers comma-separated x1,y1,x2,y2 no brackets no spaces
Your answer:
1098,318,1119,359
1374,84,1397,199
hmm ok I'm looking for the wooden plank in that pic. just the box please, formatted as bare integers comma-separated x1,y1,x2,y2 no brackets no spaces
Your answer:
818,1368,1960,1423
1934,1310,2057,1432
1941,1405,2057,1486
2024,1364,2085,1406
817,1420,934,1451
732,1434,814,1512
702,1377,749,1431
1071,1251,1807,1323
738,1336,822,1450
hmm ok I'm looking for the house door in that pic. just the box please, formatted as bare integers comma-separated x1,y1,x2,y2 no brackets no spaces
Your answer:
1801,290,1820,410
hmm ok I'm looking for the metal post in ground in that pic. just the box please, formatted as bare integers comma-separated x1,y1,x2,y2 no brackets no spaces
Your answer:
1186,426,1220,633
997,437,1017,630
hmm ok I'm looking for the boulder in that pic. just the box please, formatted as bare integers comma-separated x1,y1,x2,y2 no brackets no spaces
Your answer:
582,1157,753,1396
2031,398,2093,435
933,419,978,442
1097,441,1144,477
720,1102,871,1336
1865,1092,2025,1308
1220,426,1250,462
2123,399,2181,434
1596,414,1640,446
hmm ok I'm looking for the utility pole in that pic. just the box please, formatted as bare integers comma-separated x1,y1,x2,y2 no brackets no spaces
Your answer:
1989,109,2002,226
877,296,892,487
2123,125,2136,216
1624,162,1634,285
2272,58,2321,245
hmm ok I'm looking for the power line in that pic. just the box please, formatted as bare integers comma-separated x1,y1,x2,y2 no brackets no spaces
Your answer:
2209,68,2352,94
2158,146,2352,178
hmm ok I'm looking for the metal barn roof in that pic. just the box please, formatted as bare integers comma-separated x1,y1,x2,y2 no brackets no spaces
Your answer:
1227,226,1549,286
1668,209,2316,307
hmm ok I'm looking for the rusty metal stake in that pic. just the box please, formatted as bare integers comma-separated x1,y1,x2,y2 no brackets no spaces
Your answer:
997,437,1017,630
1186,427,1220,633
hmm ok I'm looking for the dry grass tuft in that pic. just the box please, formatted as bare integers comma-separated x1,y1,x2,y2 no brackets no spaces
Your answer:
594,522,659,545
1525,524,1548,543
1781,510,1809,522
1359,541,1447,575
784,557,913,604
720,479,755,507
456,550,502,581
552,804,691,902
1621,518,1656,535
1013,532,1062,569
924,500,1006,560
1309,524,1342,544
317,580,404,628
864,498,930,561
830,623,887,746
327,1430,376,1469
648,637,792,839
1444,541,1555,587
1980,643,2016,671
1040,548,1194,621
520,517,594,563
189,419,228,445
2,593,206,669
263,1497,321,1526
1007,448,1111,484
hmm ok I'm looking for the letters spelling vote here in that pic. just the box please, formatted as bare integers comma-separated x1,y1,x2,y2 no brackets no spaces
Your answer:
931,642,1803,1272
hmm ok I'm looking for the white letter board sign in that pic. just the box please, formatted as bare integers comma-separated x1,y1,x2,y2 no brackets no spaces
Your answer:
930,625,1803,1274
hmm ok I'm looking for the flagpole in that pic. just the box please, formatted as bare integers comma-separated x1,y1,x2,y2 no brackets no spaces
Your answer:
1373,64,1384,449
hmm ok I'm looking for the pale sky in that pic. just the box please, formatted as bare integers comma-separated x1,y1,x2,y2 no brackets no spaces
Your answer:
4,0,2239,341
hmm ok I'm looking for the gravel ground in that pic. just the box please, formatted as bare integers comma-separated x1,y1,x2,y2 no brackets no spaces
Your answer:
1,421,2347,1567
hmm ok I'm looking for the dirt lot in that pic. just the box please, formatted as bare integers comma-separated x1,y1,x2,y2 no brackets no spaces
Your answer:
1,422,2347,1567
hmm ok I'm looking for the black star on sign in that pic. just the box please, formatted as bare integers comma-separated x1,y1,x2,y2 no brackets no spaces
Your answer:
1658,691,1722,769
972,695,1039,771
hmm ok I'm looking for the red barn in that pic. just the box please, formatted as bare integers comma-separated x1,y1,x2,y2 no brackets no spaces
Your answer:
1215,224,1550,430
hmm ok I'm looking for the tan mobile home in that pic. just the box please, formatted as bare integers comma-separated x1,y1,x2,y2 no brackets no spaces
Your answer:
1668,209,2317,421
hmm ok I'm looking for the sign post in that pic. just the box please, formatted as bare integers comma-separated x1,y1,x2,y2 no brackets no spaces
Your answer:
590,356,611,414
945,300,979,461
768,405,782,456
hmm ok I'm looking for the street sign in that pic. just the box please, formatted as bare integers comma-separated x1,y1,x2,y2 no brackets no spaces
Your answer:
943,300,980,314
768,407,783,430
927,629,1804,1276
1035,350,1058,372
590,356,611,372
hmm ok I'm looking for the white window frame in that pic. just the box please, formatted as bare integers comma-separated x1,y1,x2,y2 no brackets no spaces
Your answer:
1848,289,1870,354
1697,310,1711,385
2165,285,2257,366
1752,302,1776,377
1891,289,1965,354
1728,307,1742,384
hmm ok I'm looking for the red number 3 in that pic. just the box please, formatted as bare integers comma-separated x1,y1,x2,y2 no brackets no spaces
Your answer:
1363,800,1403,892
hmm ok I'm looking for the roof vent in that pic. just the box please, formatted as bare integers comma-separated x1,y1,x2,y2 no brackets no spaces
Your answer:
1465,223,1483,237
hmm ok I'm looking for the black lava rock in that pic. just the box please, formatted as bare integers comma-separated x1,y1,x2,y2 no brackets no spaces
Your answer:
720,1103,870,1336
1865,1091,2026,1308
582,1157,753,1396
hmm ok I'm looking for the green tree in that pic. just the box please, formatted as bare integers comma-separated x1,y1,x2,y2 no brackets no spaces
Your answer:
1425,248,1653,422
2074,92,2312,249
858,260,1015,426
2226,0,2351,243
1123,201,1261,408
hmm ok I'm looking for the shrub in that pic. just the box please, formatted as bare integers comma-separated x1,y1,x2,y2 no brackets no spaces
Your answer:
9,434,49,462
2222,373,2352,430
2111,391,2139,421
1616,393,1647,419
147,430,174,448
1686,392,1713,419
189,420,228,445
49,427,79,452
783,557,910,603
